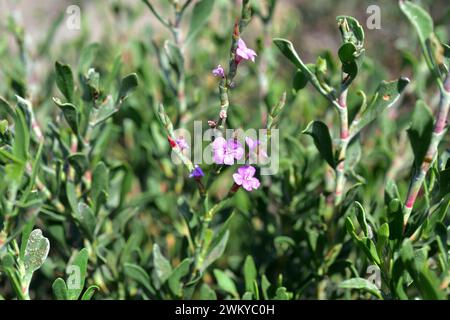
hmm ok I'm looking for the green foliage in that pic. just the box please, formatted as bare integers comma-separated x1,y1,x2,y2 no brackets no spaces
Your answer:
0,0,448,301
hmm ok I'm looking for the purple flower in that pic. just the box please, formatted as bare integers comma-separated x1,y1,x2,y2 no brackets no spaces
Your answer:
189,165,204,178
212,137,244,165
212,65,225,78
236,39,257,64
245,137,268,164
176,137,189,151
245,136,260,150
233,165,260,191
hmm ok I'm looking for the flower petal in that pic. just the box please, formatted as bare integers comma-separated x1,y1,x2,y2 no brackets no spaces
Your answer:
242,180,253,191
234,146,244,160
250,177,260,189
236,47,249,60
233,173,243,185
212,137,226,149
245,165,256,177
223,153,234,165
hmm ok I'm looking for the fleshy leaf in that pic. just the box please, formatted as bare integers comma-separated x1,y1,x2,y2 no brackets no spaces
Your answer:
302,120,335,168
55,61,74,103
350,78,410,136
407,100,434,168
187,0,215,43
339,277,382,299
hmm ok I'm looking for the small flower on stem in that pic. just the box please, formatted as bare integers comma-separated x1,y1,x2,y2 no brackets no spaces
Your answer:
245,136,268,164
233,165,260,191
236,38,257,64
212,137,244,165
212,65,225,78
176,136,189,151
168,135,177,148
189,165,204,178
245,136,260,150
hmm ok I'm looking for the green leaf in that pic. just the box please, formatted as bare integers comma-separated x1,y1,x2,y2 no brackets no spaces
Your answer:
293,69,308,91
67,153,88,182
91,162,109,209
81,285,99,300
400,240,445,299
274,287,290,300
339,277,382,299
273,38,316,82
52,97,79,135
55,61,74,103
407,100,434,168
387,199,404,241
187,0,215,43
89,97,117,127
124,263,153,292
23,229,50,289
442,43,450,58
376,223,389,256
345,216,356,234
117,73,138,103
345,138,361,171
78,203,96,239
438,169,450,198
78,43,99,75
336,15,365,44
354,201,369,237
67,248,89,300
399,1,433,45
52,278,68,300
152,244,172,283
66,181,79,216
273,38,335,100
350,78,410,136
0,119,8,135
243,256,257,294
261,275,271,300
242,292,253,300
199,283,217,300
338,42,357,64
357,237,381,266
200,230,229,273
0,96,14,117
302,120,335,168
168,258,192,297
12,101,30,162
19,218,35,261
164,41,184,76
213,269,238,298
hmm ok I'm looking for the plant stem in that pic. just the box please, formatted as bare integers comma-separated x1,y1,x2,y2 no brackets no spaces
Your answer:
403,73,450,227
191,185,238,279
335,87,350,205
141,0,171,29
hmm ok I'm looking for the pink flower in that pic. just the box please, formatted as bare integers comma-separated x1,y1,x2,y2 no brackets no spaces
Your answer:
233,165,260,191
236,39,257,64
245,136,260,150
245,137,268,164
212,65,225,78
212,137,244,165
176,137,189,151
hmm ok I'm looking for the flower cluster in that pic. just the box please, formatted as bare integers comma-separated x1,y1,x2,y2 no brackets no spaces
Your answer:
190,38,260,192
212,137,244,165
212,38,256,77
